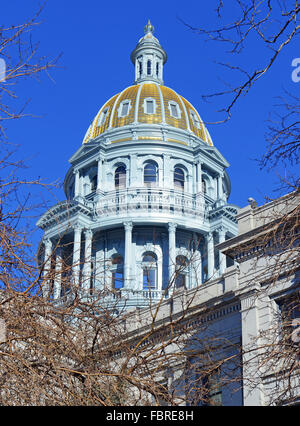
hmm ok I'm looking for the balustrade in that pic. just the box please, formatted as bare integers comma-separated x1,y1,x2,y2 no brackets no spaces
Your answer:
95,188,204,220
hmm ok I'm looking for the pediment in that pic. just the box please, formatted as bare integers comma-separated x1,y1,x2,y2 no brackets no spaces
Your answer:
69,141,98,164
199,144,229,168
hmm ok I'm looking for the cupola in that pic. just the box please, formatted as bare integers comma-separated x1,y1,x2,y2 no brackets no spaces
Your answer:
130,20,167,85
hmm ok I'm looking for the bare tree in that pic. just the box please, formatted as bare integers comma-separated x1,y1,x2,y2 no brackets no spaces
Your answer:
0,261,243,406
0,5,59,295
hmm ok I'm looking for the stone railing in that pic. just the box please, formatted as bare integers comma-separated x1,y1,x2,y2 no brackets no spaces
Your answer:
54,287,168,310
94,187,205,221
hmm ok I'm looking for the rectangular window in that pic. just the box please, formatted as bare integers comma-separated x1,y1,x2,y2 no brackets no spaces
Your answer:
277,295,300,344
143,268,157,290
121,101,130,117
146,100,154,114
190,110,200,129
202,372,222,406
189,368,222,406
112,271,123,289
98,108,108,126
170,103,179,118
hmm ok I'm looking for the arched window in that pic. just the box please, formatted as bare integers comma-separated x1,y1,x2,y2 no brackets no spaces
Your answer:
147,60,152,75
174,167,185,191
144,161,158,186
142,252,158,290
115,165,126,189
202,179,207,194
175,255,189,289
111,254,124,290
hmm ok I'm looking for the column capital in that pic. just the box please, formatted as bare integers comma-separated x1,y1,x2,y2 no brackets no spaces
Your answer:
168,222,177,233
215,225,226,234
43,237,52,249
206,231,213,239
124,221,133,232
84,228,93,239
73,224,83,233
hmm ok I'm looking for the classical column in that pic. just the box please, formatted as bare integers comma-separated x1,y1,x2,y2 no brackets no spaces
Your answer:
168,222,177,286
82,229,93,291
124,221,133,288
97,158,103,191
74,169,80,198
53,246,62,299
192,232,202,287
130,154,137,187
218,227,227,275
72,225,82,287
196,161,202,193
163,154,171,188
206,232,215,280
217,172,224,200
43,238,52,298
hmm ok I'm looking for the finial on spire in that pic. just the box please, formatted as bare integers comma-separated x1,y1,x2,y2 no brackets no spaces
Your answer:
144,19,154,34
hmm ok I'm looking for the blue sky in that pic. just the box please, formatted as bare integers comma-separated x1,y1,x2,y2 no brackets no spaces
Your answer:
2,0,299,242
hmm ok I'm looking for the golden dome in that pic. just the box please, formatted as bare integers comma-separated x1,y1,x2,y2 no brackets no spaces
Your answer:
83,82,213,146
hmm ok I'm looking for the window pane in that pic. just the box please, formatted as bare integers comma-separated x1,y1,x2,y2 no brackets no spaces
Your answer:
112,271,123,289
115,166,126,189
146,100,154,114
147,60,151,75
175,273,185,288
143,252,157,262
111,254,124,289
174,168,184,190
144,162,158,184
121,102,129,116
91,175,97,191
98,108,108,126
170,103,178,117
191,111,200,129
143,268,157,289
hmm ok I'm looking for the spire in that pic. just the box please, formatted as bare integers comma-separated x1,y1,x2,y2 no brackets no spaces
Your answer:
144,19,154,35
130,21,167,85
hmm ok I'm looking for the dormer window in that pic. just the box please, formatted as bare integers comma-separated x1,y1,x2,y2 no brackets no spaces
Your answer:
118,100,131,117
190,110,201,129
168,101,181,119
97,107,109,127
143,98,156,114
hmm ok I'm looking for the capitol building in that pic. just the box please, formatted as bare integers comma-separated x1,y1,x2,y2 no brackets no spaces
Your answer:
36,21,299,406
37,21,238,309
